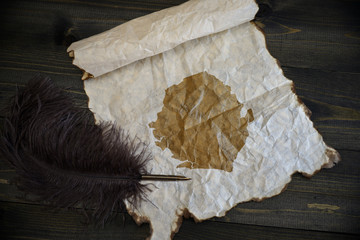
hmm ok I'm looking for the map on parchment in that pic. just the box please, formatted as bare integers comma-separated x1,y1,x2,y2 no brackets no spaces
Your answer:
67,0,340,239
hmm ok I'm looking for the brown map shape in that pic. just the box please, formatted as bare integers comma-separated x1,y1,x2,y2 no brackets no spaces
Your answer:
149,72,254,172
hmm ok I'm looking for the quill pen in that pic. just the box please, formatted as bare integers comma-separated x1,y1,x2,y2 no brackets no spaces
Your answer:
0,75,189,226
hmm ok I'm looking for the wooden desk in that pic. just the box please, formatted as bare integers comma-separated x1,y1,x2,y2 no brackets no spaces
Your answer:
0,0,359,239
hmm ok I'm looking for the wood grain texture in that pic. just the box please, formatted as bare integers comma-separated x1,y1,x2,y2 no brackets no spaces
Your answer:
0,0,359,239
0,201,359,240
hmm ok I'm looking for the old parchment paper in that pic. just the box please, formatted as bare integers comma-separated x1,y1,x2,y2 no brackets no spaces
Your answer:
68,0,340,239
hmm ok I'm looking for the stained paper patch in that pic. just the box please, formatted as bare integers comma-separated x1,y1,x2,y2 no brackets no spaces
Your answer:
149,72,254,172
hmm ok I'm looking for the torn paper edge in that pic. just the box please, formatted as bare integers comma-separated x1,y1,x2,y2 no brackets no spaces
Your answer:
125,21,341,239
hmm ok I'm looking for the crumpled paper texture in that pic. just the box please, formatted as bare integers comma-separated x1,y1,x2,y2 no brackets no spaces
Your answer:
68,0,258,78
67,0,340,239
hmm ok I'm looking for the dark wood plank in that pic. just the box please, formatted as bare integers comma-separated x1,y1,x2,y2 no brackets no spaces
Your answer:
282,67,360,151
0,201,150,240
221,185,360,234
0,201,358,240
257,0,360,73
175,219,359,240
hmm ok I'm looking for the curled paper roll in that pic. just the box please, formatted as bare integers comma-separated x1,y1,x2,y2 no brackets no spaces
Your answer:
68,0,258,79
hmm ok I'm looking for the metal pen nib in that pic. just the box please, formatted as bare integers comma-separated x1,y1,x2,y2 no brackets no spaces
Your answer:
141,174,191,181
